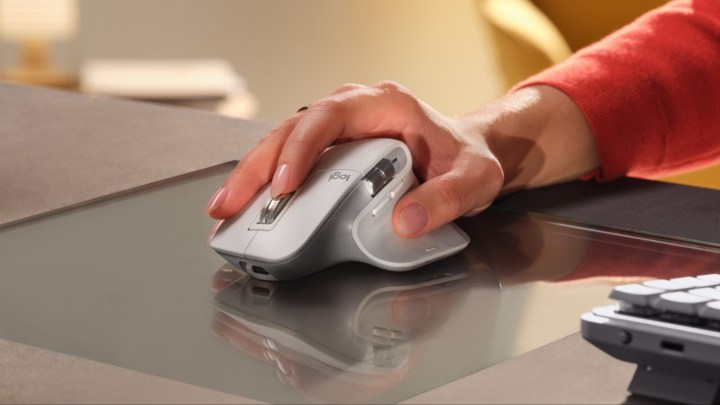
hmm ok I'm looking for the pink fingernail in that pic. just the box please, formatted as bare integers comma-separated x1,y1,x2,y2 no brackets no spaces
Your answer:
397,203,428,236
207,220,224,243
271,164,290,198
206,187,228,214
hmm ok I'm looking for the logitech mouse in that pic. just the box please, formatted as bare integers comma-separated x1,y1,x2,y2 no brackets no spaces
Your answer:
209,138,470,281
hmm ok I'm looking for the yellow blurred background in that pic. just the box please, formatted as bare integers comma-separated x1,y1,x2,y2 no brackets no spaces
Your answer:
0,0,716,189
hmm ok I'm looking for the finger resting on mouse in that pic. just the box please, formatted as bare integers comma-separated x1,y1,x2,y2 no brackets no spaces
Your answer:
392,156,503,238
268,82,424,198
206,115,300,219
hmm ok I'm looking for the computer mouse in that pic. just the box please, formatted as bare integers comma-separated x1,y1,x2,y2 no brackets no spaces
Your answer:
209,138,470,281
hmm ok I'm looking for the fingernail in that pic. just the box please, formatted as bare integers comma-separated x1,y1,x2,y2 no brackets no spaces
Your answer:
275,356,294,377
271,164,290,198
206,187,228,214
397,203,428,236
206,220,224,243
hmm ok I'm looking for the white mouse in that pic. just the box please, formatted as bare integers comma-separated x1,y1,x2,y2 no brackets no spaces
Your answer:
209,138,470,281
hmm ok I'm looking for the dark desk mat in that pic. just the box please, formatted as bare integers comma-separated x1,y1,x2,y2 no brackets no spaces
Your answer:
495,178,720,247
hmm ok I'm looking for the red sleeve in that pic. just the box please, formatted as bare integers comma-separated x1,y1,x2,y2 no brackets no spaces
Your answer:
515,0,720,181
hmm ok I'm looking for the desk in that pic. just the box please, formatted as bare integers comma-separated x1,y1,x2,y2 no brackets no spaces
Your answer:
1,83,719,404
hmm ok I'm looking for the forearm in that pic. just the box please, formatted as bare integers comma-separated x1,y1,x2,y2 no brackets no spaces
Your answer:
456,85,599,194
517,0,720,180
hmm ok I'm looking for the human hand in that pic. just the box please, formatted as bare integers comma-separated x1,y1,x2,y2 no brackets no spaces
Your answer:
206,81,504,238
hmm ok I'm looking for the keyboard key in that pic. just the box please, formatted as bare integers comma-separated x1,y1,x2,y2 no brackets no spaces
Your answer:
698,301,720,321
643,279,688,291
697,274,720,285
609,284,665,306
655,292,711,315
669,276,716,288
689,287,720,301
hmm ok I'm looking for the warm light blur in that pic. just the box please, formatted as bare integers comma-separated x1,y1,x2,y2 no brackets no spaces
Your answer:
0,0,78,40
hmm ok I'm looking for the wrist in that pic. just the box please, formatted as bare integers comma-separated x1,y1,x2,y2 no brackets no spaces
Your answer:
457,85,600,194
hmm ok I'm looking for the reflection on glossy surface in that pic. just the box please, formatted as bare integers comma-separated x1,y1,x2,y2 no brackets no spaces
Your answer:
211,257,499,404
465,209,720,358
0,165,718,404
463,209,720,284
209,208,720,403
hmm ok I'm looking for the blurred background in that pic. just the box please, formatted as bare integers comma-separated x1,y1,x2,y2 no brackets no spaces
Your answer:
1,0,717,188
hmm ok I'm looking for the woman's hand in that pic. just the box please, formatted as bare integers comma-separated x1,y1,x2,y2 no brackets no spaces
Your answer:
206,81,503,238
206,81,599,238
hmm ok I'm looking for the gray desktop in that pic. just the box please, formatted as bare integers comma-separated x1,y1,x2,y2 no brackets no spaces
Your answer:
1,82,719,404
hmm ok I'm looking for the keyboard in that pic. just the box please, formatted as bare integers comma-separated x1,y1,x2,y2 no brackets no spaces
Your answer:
582,274,720,405
610,274,720,329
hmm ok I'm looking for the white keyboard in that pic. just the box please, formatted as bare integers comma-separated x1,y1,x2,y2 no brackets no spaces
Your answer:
610,274,720,327
582,273,720,404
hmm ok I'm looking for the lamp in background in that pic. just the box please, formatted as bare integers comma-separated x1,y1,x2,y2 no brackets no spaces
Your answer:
0,0,78,87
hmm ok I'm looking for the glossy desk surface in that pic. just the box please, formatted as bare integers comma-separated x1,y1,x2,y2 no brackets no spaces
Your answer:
1,164,719,404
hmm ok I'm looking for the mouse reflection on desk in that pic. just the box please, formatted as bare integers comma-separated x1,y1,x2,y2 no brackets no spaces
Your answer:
209,138,469,281
209,257,496,404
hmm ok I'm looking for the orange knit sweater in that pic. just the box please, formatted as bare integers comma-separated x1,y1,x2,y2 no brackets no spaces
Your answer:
518,0,720,181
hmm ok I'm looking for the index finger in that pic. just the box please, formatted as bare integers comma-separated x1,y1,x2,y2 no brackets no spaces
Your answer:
270,81,423,197
206,115,300,219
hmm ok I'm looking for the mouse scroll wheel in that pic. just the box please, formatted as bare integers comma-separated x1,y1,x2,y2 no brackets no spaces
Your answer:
363,158,396,196
258,193,293,224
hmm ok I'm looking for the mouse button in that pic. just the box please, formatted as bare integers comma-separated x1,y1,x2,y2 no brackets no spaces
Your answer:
383,146,410,174
209,186,269,256
368,168,417,218
244,169,361,262
247,192,299,231
361,145,412,196
370,194,393,217
209,219,258,259
259,193,293,224
362,158,396,196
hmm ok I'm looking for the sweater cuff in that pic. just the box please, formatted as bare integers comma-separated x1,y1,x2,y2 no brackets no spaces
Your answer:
513,53,666,182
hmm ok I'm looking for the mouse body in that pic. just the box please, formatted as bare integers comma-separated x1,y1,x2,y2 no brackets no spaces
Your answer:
209,138,469,281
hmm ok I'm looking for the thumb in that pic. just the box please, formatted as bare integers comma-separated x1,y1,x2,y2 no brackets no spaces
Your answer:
392,161,503,238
